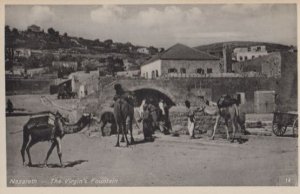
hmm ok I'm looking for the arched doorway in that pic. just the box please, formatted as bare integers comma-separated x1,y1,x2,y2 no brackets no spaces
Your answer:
133,88,176,107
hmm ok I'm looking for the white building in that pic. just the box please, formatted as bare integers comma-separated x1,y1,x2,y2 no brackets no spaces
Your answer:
27,25,41,33
233,45,268,62
52,61,78,71
137,47,150,55
141,43,221,79
117,65,140,78
14,48,31,58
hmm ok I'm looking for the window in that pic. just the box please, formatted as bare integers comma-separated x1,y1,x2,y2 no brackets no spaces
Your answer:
252,56,255,59
151,70,155,78
207,68,212,74
180,68,186,74
196,68,204,74
146,72,148,78
239,56,243,61
168,68,177,73
155,70,159,77
245,56,248,60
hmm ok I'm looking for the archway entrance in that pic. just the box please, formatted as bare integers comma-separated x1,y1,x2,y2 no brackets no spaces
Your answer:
133,88,176,107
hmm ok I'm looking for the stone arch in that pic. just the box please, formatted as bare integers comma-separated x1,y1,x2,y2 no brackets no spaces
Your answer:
129,86,176,107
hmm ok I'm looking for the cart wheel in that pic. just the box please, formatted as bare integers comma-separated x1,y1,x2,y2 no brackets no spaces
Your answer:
272,123,287,136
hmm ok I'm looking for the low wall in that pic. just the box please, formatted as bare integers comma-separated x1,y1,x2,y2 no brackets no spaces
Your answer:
169,111,231,135
6,78,53,95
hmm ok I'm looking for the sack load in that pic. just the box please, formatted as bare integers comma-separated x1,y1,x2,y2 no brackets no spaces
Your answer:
26,113,55,130
217,94,238,108
204,105,218,116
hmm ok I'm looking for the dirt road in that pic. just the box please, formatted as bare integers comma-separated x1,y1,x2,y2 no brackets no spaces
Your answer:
5,95,298,186
6,115,298,186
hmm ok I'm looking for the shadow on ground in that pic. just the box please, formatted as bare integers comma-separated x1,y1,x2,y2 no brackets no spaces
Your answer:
132,137,157,145
28,160,88,168
236,138,249,144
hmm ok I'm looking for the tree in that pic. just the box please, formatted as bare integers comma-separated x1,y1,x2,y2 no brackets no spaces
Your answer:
149,46,159,55
125,42,132,46
5,25,11,34
55,31,59,37
106,57,115,76
5,25,14,70
26,56,39,68
47,27,56,35
41,53,55,67
63,32,68,37
104,39,113,45
5,47,14,70
12,28,19,36
114,58,124,72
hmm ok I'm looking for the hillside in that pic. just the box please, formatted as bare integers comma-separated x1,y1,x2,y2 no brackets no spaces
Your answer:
5,25,160,55
194,41,292,57
5,25,158,73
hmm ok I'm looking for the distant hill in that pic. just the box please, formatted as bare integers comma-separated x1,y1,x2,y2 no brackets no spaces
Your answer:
194,41,292,57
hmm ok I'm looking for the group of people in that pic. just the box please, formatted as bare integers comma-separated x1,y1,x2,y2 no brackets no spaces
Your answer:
184,94,243,139
111,84,244,143
138,98,172,141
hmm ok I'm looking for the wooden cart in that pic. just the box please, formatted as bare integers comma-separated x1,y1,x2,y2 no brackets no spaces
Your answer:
272,111,298,137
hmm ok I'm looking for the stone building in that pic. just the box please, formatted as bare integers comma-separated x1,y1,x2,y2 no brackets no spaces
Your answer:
233,45,268,62
52,61,78,71
232,52,281,78
14,48,31,58
141,43,221,79
27,24,41,33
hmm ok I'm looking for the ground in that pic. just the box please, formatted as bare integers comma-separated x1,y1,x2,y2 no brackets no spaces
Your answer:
6,95,298,186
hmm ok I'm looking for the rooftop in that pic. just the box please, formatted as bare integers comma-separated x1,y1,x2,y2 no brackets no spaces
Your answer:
143,43,219,65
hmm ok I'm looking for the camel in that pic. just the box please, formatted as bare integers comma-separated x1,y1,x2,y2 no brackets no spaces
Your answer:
206,95,245,142
20,112,91,167
113,84,135,147
114,97,135,147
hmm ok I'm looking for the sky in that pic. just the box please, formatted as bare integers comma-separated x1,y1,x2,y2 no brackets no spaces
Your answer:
5,4,297,48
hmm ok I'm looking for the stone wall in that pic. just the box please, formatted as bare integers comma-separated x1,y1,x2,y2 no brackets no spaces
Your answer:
232,52,281,78
6,78,53,95
82,53,297,115
169,111,227,135
118,77,279,110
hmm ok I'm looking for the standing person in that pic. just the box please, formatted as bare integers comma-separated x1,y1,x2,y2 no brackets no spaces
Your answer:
6,99,14,114
163,100,172,133
185,100,195,139
139,99,146,118
148,98,158,133
158,99,165,117
53,111,65,140
158,99,171,134
141,102,154,141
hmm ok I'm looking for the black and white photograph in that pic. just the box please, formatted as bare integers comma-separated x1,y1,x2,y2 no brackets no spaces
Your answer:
3,1,298,187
